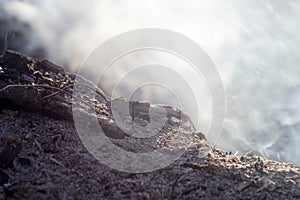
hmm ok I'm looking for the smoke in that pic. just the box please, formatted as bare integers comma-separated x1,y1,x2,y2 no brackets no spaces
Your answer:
1,0,300,165
219,0,300,164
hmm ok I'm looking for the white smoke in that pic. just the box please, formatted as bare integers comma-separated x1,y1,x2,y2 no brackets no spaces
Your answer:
1,0,300,165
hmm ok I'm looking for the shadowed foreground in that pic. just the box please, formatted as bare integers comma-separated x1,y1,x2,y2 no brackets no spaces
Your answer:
0,51,299,199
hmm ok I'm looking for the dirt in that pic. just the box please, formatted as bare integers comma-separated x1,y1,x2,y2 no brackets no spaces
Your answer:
0,51,299,199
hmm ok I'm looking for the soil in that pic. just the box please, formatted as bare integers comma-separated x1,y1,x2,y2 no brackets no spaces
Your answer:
0,51,299,199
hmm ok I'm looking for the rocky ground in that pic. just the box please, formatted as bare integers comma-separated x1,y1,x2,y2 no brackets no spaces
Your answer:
0,51,299,199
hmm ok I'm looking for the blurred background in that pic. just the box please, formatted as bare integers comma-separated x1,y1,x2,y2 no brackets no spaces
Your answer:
0,0,299,165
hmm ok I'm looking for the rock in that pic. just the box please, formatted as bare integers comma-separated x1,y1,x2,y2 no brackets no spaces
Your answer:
129,101,151,122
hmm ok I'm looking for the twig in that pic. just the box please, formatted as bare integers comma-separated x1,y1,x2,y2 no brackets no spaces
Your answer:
277,152,281,162
0,84,95,110
49,157,65,167
34,139,43,153
119,181,134,194
76,82,109,102
171,174,183,200
43,82,109,103
233,151,239,156
51,134,62,149
0,84,60,93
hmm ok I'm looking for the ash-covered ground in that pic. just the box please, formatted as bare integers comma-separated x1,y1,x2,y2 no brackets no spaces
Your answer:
1,1,300,166
0,51,299,199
